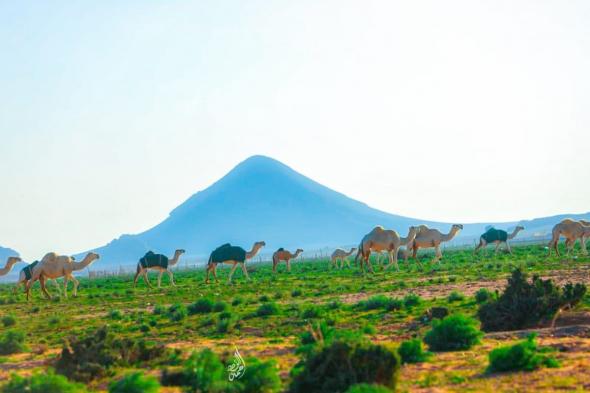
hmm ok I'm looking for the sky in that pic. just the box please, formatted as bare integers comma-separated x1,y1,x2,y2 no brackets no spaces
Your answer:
1,1,589,260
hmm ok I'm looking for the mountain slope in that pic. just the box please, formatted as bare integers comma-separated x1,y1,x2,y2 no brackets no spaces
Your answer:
79,155,590,266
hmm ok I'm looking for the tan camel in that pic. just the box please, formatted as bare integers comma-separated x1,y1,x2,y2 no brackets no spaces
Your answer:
272,248,303,273
206,241,266,283
330,247,357,269
474,226,524,254
408,224,463,263
133,249,185,288
0,256,21,277
548,219,590,256
355,226,418,272
25,252,100,300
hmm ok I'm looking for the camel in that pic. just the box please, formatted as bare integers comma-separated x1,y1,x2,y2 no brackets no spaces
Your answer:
355,226,418,272
330,247,357,269
474,226,524,254
206,241,265,283
25,252,100,300
408,224,463,263
0,256,21,277
133,249,185,288
548,219,590,256
272,248,303,273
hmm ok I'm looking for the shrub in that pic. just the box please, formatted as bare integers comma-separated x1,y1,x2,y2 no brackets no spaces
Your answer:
216,313,238,334
424,314,483,351
188,298,214,315
474,288,492,304
478,269,587,332
256,302,280,317
108,309,123,320
447,291,465,302
398,339,432,364
213,301,229,312
259,295,271,302
1,371,87,393
289,341,400,393
55,326,168,382
403,293,422,308
345,384,393,393
161,349,232,392
357,295,402,312
0,330,27,355
240,357,282,393
232,297,244,306
487,334,560,373
152,304,165,315
109,372,160,393
167,303,187,322
291,289,303,297
301,306,322,319
1,314,16,327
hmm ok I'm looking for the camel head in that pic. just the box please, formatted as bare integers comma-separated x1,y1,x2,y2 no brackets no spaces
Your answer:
175,249,186,256
295,248,304,254
255,241,266,248
7,256,22,266
515,225,525,231
452,224,464,231
350,247,357,252
87,252,100,261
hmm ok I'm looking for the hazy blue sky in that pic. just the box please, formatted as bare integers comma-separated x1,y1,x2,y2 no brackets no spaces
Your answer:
1,1,589,259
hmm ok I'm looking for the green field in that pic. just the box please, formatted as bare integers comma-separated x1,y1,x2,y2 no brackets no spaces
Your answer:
0,243,589,392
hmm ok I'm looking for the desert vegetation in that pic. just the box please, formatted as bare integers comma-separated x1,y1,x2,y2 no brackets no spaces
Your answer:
0,243,589,391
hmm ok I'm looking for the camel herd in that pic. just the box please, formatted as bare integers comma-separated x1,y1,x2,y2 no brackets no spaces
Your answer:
0,218,589,299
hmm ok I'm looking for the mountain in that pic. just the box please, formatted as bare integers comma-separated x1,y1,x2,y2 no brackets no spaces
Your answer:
78,155,590,267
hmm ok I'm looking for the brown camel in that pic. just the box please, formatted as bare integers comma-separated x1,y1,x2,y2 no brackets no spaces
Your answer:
26,252,100,300
133,249,185,288
548,219,590,256
355,226,418,272
0,256,21,277
206,241,266,283
408,224,463,263
474,226,525,254
272,248,303,273
330,247,357,269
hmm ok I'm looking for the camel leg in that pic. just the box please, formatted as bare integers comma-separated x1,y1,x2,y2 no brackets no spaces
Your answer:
133,266,143,287
157,270,163,288
53,279,62,295
228,262,239,283
505,241,512,254
272,260,278,273
392,248,400,271
212,265,219,283
433,245,442,263
344,258,350,269
494,242,500,254
474,239,485,254
39,276,51,299
580,237,588,255
167,270,176,286
287,260,291,272
13,280,24,295
63,276,69,298
205,265,211,284
143,271,152,288
69,275,80,297
241,263,251,280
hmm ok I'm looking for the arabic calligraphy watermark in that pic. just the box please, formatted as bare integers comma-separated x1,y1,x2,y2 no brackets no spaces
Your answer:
227,346,246,381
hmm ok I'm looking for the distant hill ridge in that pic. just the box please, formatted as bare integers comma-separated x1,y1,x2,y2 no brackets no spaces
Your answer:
70,155,588,267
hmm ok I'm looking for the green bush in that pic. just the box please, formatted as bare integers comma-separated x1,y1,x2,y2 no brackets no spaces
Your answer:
0,330,27,355
447,291,465,302
291,289,303,297
487,334,560,373
424,314,483,352
403,293,422,308
478,269,587,332
1,314,16,327
108,309,123,320
188,298,214,314
213,301,229,312
152,304,165,315
109,372,160,393
256,302,280,317
55,326,168,382
232,297,244,306
289,341,400,393
474,288,492,304
1,371,87,393
239,357,282,393
161,349,232,392
301,305,322,319
356,295,402,312
398,339,432,364
167,303,187,322
345,384,393,393
216,312,238,334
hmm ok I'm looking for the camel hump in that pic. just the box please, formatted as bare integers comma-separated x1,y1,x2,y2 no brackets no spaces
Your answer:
417,225,429,233
144,251,155,258
277,247,285,252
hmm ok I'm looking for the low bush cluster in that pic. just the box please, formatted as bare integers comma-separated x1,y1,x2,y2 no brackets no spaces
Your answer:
109,372,160,393
424,314,483,351
0,371,87,393
397,338,432,364
188,298,214,314
256,302,280,317
474,288,493,304
487,334,560,373
478,269,587,332
356,295,402,312
0,330,27,355
55,326,169,382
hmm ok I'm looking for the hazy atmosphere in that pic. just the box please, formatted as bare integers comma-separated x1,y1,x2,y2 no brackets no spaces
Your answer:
1,0,589,260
